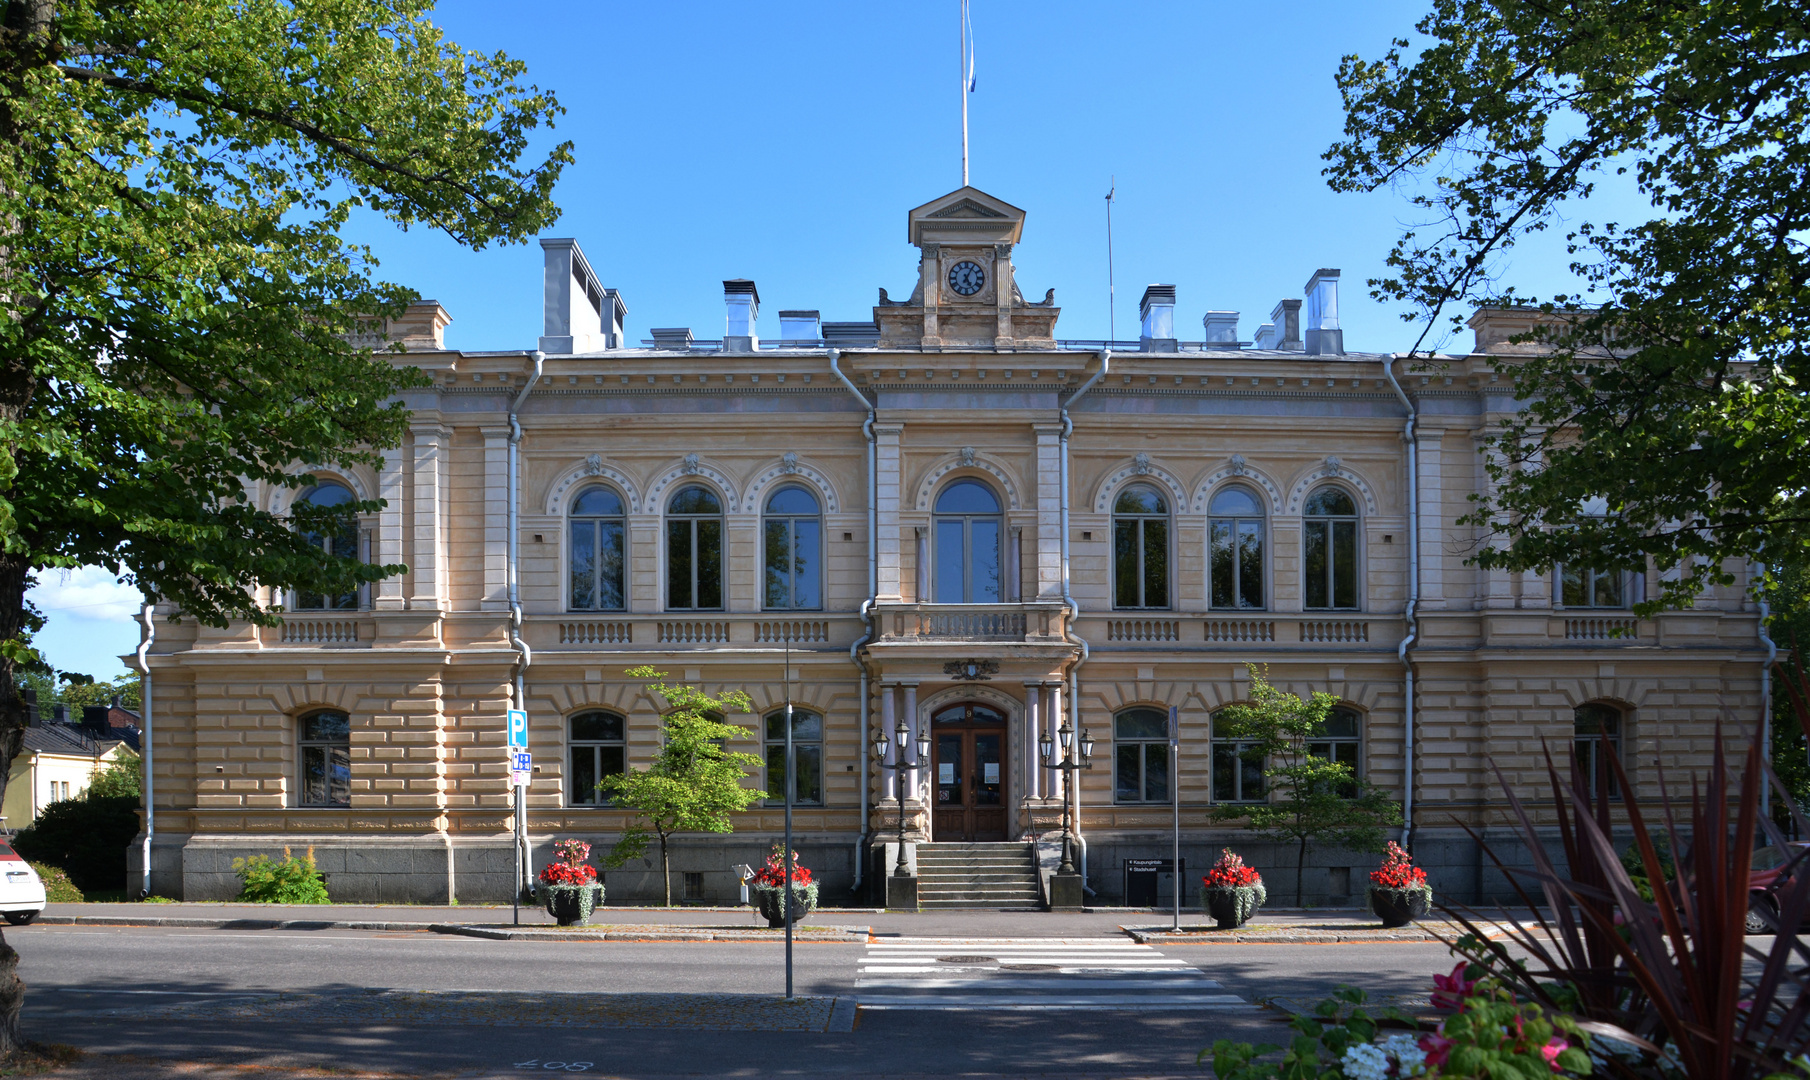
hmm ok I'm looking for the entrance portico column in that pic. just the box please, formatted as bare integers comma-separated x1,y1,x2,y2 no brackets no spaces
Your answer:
1023,682,1042,799
1046,682,1064,801
902,682,921,805
880,681,898,803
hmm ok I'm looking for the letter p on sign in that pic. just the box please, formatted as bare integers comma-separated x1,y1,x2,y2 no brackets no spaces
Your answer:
508,709,529,749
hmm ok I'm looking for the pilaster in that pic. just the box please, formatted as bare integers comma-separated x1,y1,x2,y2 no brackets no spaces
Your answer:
1035,424,1063,599
375,445,406,610
410,424,447,610
481,427,511,611
875,423,905,601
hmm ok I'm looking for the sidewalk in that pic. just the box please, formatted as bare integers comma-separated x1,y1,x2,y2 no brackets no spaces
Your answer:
39,901,1457,941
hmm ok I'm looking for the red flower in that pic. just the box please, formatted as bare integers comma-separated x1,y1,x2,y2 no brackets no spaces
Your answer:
1418,1032,1455,1068
1371,841,1429,889
1430,961,1478,1010
1541,1037,1569,1072
753,846,813,887
539,836,599,886
1202,848,1262,889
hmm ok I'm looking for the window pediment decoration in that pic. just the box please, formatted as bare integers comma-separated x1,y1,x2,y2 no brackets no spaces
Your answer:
1285,462,1378,515
914,451,1020,510
545,457,641,515
1192,461,1283,515
1091,457,1185,512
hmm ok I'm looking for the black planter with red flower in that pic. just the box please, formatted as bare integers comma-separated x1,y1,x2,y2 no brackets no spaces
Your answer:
750,844,818,927
1199,849,1267,929
1365,841,1433,928
538,838,605,927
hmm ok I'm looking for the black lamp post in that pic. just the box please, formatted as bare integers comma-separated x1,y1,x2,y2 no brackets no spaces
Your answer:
872,717,932,879
1039,719,1095,876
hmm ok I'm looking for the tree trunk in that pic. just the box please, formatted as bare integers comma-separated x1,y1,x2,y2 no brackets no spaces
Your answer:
0,554,31,811
658,832,671,907
1296,834,1308,908
0,930,22,1057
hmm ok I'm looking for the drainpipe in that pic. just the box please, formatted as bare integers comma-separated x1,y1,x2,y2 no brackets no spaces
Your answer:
1758,569,1776,822
507,350,545,896
1057,349,1110,894
1382,354,1419,848
829,351,877,895
133,600,155,898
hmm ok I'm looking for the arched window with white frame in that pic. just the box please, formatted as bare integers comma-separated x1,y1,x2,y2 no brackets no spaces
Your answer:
1209,484,1265,610
293,481,359,610
763,486,822,610
1303,485,1360,610
666,484,723,610
933,479,1002,603
569,486,626,611
1113,484,1170,609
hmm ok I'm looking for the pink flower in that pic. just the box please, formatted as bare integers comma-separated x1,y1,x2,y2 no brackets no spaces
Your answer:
1541,1037,1569,1072
1431,962,1477,1010
1418,1032,1455,1068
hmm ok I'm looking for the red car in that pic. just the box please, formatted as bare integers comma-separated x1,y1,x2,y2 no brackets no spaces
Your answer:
1747,842,1810,934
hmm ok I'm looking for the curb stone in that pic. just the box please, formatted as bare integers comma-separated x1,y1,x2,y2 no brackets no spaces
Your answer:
430,923,870,942
37,915,437,932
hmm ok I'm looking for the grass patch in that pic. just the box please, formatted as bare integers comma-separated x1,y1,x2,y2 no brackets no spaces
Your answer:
0,1041,83,1076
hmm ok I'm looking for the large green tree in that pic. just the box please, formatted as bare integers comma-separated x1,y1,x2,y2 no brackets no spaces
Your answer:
1210,666,1402,906
1327,0,1810,611
600,667,765,907
0,0,567,796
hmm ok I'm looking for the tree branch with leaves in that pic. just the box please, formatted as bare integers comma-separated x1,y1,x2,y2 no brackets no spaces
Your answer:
1209,665,1402,906
598,668,763,907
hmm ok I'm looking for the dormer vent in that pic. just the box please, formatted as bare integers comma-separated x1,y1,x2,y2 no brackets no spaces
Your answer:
1138,285,1177,352
539,238,624,354
1304,269,1343,355
1202,311,1240,348
651,327,694,351
778,310,821,344
1268,298,1303,351
1253,321,1278,350
724,279,760,353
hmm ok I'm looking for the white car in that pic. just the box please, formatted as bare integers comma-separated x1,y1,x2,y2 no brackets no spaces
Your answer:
0,844,45,925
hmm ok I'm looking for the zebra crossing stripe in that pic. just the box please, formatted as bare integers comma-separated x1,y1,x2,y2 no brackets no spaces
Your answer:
852,937,1251,1012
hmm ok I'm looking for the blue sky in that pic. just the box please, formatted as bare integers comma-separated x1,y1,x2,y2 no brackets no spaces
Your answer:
30,0,1617,678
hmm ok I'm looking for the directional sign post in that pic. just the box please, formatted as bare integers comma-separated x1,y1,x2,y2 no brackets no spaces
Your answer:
507,708,529,926
1170,705,1181,931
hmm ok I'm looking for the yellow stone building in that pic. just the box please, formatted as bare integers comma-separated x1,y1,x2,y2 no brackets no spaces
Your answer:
130,187,1767,905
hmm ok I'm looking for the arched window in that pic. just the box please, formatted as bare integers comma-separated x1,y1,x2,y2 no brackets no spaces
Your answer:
1113,485,1170,609
764,708,823,805
1558,497,1633,608
1209,485,1265,610
1210,709,1266,802
666,484,723,610
933,479,1002,603
1113,707,1171,803
298,710,350,807
1304,486,1359,610
1309,706,1364,796
1574,703,1624,797
567,711,625,806
569,487,626,611
294,481,358,610
763,487,822,610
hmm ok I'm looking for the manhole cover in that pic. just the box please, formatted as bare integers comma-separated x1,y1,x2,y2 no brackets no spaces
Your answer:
1000,963,1058,971
936,955,996,964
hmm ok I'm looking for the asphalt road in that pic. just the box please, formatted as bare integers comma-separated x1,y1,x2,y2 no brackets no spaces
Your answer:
10,923,1470,1079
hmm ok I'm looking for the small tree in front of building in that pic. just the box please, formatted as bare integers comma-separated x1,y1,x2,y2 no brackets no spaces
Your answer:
1209,665,1402,906
599,667,763,906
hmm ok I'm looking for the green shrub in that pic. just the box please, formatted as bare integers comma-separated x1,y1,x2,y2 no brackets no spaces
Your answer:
12,794,141,893
232,847,330,904
31,863,83,903
86,752,142,800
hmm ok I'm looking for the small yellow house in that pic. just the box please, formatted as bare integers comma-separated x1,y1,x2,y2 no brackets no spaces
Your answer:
1,726,127,831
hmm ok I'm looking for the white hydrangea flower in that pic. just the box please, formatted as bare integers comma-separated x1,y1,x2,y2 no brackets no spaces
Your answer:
1341,1042,1391,1080
1381,1033,1428,1076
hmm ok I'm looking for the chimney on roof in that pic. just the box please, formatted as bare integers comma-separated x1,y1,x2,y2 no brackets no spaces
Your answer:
52,704,68,725
539,238,625,354
651,327,695,351
1138,285,1178,352
1304,269,1343,355
1202,311,1240,347
1269,298,1303,351
723,279,760,353
778,310,821,343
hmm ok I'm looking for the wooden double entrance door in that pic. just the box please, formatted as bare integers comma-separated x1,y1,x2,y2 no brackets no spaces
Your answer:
931,701,1008,842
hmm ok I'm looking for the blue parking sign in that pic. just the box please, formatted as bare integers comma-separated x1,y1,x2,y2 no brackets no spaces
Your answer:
507,709,528,749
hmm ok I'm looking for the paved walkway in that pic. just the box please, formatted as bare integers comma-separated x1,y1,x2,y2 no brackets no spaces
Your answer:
45,901,1433,939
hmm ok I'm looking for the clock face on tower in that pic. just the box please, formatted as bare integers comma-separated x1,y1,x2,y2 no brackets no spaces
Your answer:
946,260,986,297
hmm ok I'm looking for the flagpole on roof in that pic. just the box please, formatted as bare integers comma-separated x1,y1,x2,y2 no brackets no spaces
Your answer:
960,0,973,186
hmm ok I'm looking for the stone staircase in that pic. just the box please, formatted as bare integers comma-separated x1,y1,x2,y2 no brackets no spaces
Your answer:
915,841,1044,909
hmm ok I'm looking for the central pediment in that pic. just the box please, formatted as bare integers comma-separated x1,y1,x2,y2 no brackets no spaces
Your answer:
909,187,1025,247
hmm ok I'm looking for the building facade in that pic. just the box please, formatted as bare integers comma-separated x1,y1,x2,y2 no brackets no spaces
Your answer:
131,187,1767,905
